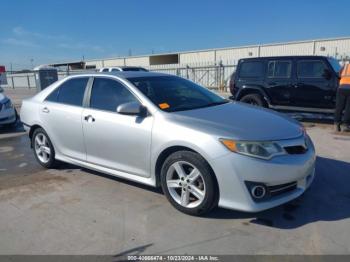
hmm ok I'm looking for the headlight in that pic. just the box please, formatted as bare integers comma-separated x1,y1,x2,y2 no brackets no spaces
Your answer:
220,139,286,160
4,99,13,109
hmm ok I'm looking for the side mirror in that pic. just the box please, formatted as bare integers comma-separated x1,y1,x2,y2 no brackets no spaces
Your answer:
117,101,147,117
322,69,332,80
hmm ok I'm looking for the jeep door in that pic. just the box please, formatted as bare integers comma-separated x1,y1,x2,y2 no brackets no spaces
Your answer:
265,59,294,105
293,58,336,108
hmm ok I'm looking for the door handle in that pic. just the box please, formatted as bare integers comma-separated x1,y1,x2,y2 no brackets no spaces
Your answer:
84,115,95,122
42,107,50,113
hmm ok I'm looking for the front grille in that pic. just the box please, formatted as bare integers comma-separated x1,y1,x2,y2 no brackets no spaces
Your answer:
284,145,307,154
268,181,297,197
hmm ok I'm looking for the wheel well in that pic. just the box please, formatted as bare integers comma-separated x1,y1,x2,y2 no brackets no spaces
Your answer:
237,88,262,101
155,146,192,186
29,125,43,146
155,146,219,196
237,88,270,106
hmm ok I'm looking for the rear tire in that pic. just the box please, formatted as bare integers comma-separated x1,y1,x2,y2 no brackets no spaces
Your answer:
240,93,266,107
32,128,58,168
160,150,217,216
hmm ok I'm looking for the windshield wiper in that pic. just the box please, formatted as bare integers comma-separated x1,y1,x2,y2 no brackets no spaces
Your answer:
204,100,230,107
172,100,230,112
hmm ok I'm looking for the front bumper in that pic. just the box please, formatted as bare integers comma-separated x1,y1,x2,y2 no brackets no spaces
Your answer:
210,137,316,212
0,107,16,125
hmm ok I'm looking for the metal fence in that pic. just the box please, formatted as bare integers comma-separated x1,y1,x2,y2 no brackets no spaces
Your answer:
1,62,237,92
1,70,91,89
148,63,236,92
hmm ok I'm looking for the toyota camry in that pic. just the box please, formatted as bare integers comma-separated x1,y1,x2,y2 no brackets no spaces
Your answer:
20,72,316,215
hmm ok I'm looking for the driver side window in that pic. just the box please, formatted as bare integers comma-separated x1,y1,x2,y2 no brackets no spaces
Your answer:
90,78,137,112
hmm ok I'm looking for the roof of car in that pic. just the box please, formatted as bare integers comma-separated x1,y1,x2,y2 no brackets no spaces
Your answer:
238,55,332,61
119,66,146,69
89,71,171,79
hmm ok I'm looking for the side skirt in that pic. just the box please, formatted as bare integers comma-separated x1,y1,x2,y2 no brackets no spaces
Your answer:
269,105,334,114
55,154,157,187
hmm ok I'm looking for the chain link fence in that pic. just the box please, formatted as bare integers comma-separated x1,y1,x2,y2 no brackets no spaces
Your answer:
1,62,237,92
148,63,236,92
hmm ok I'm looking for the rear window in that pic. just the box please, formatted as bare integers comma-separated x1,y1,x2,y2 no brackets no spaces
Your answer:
46,77,88,107
239,61,264,78
297,60,327,78
122,67,148,72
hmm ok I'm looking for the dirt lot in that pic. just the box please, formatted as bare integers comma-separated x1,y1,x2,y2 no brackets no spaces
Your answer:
0,89,350,255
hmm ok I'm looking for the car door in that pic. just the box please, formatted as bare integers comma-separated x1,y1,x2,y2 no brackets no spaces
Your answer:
293,59,335,108
265,59,293,105
40,77,89,161
82,77,153,177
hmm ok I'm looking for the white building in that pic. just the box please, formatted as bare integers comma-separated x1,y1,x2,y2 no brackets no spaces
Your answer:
76,37,350,70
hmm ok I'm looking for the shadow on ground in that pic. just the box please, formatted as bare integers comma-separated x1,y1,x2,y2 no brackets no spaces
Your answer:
73,155,350,230
3,124,349,230
114,243,154,259
0,120,24,135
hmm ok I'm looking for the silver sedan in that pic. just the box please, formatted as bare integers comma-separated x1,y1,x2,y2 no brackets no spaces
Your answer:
20,72,316,215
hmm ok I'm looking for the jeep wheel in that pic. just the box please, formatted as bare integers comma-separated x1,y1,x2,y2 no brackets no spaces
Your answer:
240,93,266,107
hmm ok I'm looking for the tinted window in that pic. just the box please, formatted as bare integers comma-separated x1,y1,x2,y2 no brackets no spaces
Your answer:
268,61,291,78
56,78,88,106
45,87,59,102
128,76,228,112
90,78,137,112
122,67,147,72
239,61,264,78
102,68,109,72
297,60,327,78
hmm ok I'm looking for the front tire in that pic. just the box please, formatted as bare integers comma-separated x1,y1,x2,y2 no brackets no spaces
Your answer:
240,93,266,107
32,128,58,168
160,151,217,216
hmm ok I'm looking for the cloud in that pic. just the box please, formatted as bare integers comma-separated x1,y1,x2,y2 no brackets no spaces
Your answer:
10,26,105,53
1,38,40,48
13,26,68,41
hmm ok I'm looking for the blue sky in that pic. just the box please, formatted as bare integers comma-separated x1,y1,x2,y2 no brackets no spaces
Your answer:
1,0,349,69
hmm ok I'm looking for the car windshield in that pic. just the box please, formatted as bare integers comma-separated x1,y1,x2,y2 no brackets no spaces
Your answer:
327,57,342,73
128,76,228,112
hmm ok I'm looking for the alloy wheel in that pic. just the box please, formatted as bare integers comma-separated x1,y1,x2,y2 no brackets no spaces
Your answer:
34,133,51,163
166,161,206,208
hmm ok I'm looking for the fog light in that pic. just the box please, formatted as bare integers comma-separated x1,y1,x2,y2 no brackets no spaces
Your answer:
251,185,266,199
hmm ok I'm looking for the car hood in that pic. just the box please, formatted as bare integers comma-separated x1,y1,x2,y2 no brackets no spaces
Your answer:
169,102,303,141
